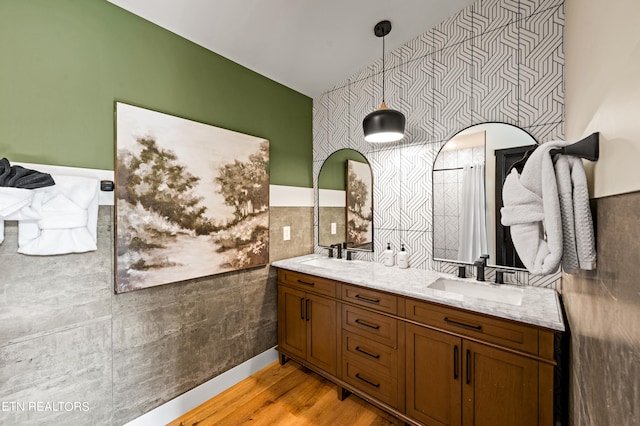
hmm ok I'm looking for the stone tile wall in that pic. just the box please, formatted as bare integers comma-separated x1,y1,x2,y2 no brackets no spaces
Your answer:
0,208,115,424
562,191,640,425
0,204,313,424
269,207,314,262
318,207,346,248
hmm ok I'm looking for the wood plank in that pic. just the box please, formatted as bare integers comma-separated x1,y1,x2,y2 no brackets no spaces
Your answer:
169,361,398,426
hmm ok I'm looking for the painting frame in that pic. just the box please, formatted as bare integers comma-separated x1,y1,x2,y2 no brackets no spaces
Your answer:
346,159,373,250
114,101,269,294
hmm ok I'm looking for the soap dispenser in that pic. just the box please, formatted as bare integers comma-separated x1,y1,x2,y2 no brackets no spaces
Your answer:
383,243,394,267
397,244,409,269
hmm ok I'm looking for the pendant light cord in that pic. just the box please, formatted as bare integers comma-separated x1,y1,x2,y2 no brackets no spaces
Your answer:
382,35,386,102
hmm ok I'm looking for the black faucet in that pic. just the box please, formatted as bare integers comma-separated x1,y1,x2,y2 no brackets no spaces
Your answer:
449,262,469,278
457,265,466,278
474,254,489,281
330,243,343,259
495,270,515,284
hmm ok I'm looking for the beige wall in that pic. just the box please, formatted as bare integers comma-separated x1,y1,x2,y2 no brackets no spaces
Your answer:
564,1,640,425
565,0,640,198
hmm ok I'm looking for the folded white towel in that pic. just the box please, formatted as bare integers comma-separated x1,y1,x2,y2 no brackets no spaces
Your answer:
0,187,38,244
17,175,99,255
501,141,570,275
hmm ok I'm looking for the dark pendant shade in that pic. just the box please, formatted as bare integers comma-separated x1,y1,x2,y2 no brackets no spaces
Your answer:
362,20,406,143
363,104,406,143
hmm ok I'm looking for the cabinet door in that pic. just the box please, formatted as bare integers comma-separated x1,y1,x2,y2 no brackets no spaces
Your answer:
306,293,338,376
462,341,538,426
278,285,306,360
406,324,462,426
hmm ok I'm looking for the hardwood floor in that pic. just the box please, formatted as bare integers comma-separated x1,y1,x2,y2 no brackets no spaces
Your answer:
168,361,399,426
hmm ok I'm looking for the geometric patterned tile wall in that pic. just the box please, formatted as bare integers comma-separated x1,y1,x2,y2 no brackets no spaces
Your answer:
313,0,564,288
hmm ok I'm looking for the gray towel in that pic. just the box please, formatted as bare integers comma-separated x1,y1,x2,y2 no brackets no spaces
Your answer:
0,158,55,189
555,155,596,273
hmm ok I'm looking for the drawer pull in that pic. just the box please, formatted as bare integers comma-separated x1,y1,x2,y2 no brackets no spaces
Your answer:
444,317,482,331
355,373,380,388
466,349,472,384
453,345,459,379
355,294,380,304
297,279,315,286
355,346,381,359
355,319,380,330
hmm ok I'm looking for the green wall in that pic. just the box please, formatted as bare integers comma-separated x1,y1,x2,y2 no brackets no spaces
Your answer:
318,149,368,190
0,0,312,187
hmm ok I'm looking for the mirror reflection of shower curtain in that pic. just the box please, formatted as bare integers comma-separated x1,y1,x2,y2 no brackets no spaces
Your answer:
457,164,488,263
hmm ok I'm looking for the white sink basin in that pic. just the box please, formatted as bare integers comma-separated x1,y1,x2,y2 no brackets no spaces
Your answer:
428,278,523,306
300,258,350,269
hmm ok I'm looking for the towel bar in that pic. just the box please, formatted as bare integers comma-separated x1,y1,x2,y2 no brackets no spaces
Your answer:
509,132,600,174
100,180,115,191
549,132,599,161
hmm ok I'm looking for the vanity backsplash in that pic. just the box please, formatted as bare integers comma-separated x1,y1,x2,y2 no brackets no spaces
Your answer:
312,0,565,289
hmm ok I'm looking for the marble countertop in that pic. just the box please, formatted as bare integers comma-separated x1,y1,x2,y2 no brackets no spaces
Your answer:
271,254,564,332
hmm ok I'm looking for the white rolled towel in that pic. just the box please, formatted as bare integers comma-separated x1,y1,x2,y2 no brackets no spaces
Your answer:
17,175,99,255
500,141,569,275
0,187,38,244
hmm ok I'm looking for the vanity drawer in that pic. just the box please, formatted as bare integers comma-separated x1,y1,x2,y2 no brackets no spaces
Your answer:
342,284,397,314
342,305,397,348
405,299,539,355
277,269,337,298
343,331,397,375
343,358,397,408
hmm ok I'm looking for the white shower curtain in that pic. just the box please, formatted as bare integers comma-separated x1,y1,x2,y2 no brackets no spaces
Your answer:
457,163,488,263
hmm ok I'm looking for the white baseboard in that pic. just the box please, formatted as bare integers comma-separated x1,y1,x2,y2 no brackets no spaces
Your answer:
124,347,279,426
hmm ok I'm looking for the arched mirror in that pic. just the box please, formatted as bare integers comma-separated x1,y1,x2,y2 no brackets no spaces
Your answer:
318,149,373,251
432,123,537,269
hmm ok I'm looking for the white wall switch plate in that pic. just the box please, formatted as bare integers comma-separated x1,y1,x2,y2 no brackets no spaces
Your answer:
331,222,337,235
283,226,291,241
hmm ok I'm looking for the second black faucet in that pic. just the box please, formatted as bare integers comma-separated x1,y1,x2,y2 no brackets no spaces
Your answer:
330,242,351,259
330,243,342,259
474,254,489,281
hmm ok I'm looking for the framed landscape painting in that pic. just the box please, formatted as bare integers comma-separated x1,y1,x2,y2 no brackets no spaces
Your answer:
114,102,269,293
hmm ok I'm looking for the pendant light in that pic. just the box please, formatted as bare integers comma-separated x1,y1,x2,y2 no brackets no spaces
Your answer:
363,20,406,143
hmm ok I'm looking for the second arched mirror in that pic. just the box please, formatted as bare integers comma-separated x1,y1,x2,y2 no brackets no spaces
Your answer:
318,149,373,251
432,123,537,269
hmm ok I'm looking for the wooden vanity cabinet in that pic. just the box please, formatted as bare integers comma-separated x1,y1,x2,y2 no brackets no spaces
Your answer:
276,268,558,426
406,324,540,426
341,289,401,409
277,270,338,376
406,324,462,425
462,340,539,426
405,298,554,426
